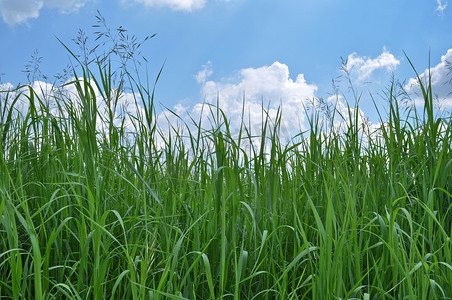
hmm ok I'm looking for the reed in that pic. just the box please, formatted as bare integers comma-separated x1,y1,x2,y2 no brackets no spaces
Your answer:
0,19,451,299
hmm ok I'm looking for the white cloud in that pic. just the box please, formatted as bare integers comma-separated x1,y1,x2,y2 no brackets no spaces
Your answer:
44,0,89,13
436,0,448,15
0,82,14,91
323,94,375,134
0,0,89,26
405,48,452,108
346,49,400,82
158,62,318,145
203,62,318,135
195,61,213,84
0,79,145,137
0,0,43,25
129,0,207,11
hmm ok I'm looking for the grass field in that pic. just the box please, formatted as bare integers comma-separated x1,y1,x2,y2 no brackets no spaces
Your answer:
1,27,452,299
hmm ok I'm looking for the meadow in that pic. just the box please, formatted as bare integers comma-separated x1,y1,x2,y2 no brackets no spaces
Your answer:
1,22,452,299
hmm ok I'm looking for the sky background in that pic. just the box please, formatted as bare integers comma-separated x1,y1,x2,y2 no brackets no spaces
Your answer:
1,0,452,139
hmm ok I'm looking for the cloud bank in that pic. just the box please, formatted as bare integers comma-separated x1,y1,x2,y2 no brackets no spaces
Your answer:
164,51,403,142
0,79,144,138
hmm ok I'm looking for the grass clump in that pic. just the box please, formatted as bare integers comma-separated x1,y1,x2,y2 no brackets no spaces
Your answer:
1,17,452,299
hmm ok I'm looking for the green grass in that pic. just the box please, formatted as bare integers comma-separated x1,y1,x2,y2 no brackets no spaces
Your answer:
1,24,452,299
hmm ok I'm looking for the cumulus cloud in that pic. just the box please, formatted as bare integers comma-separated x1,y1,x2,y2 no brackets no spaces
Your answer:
158,61,318,145
0,0,89,26
435,0,448,15
405,48,452,108
203,62,318,135
129,0,207,11
345,49,400,82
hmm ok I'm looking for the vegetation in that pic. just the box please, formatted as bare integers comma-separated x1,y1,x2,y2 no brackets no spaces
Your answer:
1,17,451,299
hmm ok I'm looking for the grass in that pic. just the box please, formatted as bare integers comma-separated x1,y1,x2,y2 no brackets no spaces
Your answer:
1,19,452,299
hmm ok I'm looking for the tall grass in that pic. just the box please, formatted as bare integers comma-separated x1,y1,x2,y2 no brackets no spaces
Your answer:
1,21,452,299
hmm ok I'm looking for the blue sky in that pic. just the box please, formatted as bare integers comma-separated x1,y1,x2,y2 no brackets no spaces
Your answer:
1,0,451,137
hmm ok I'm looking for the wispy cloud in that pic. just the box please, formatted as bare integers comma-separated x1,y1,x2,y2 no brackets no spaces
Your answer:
128,0,207,11
435,0,448,15
0,0,90,26
195,61,213,84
